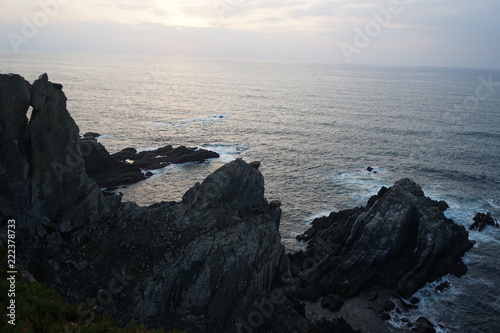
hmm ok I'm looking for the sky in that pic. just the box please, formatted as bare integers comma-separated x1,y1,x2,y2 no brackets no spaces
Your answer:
1,0,499,68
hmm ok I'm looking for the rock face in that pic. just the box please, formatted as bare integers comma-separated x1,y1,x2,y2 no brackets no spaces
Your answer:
0,73,309,332
79,139,220,189
290,179,474,300
0,74,120,265
0,74,475,333
45,158,295,332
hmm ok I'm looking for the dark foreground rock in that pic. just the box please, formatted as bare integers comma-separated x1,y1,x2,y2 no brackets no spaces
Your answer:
0,73,120,251
0,73,317,332
79,137,219,189
0,73,474,333
290,179,474,300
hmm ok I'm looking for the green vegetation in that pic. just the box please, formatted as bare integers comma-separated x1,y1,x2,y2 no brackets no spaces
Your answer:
1,244,185,333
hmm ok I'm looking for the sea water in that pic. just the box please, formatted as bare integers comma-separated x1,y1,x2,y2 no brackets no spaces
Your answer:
2,53,500,332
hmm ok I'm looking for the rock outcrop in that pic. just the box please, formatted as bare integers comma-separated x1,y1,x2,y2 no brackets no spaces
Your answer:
47,158,300,332
0,73,311,332
0,74,120,269
290,179,474,300
0,73,475,333
470,212,498,231
79,138,220,189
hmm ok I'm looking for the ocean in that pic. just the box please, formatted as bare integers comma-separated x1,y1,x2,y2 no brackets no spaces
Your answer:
2,53,500,332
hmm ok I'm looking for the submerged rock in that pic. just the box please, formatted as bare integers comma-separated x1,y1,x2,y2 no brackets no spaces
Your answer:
290,179,474,300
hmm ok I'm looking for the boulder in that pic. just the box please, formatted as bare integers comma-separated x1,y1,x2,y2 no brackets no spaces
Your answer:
470,212,498,231
290,179,474,300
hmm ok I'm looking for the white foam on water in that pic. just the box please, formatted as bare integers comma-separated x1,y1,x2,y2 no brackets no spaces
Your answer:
387,276,465,333
201,143,248,163
329,166,391,206
486,199,500,209
303,211,332,227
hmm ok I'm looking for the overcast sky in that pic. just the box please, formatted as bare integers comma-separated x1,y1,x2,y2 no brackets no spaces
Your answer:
1,0,499,68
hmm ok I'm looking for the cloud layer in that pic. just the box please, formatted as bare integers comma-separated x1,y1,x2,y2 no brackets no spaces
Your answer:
1,0,499,68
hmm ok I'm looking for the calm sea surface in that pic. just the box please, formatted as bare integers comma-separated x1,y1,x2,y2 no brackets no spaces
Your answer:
2,53,500,332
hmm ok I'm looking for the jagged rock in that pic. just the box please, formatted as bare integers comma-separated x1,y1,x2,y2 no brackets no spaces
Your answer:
79,139,219,188
290,179,474,300
43,158,303,332
0,73,31,208
435,281,450,292
470,212,498,231
0,73,121,268
79,137,146,187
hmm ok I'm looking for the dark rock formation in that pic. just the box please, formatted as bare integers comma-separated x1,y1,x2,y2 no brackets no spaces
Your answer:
0,73,309,332
79,137,147,188
44,158,300,332
79,138,219,188
435,281,450,292
0,73,476,333
412,317,436,333
470,212,498,231
0,73,120,243
290,179,474,300
82,131,101,138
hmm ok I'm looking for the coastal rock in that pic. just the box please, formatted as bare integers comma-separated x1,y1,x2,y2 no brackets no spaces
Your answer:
0,74,31,209
79,137,147,187
290,179,474,300
28,74,121,232
469,212,498,231
82,131,101,138
412,317,436,333
0,74,120,230
79,139,220,188
50,159,298,332
2,74,302,332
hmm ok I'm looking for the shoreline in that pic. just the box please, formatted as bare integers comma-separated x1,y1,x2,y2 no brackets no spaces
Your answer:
0,72,495,332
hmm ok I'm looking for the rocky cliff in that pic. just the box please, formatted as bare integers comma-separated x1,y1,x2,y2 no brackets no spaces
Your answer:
1,73,474,333
290,179,474,301
0,73,310,332
0,73,120,270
